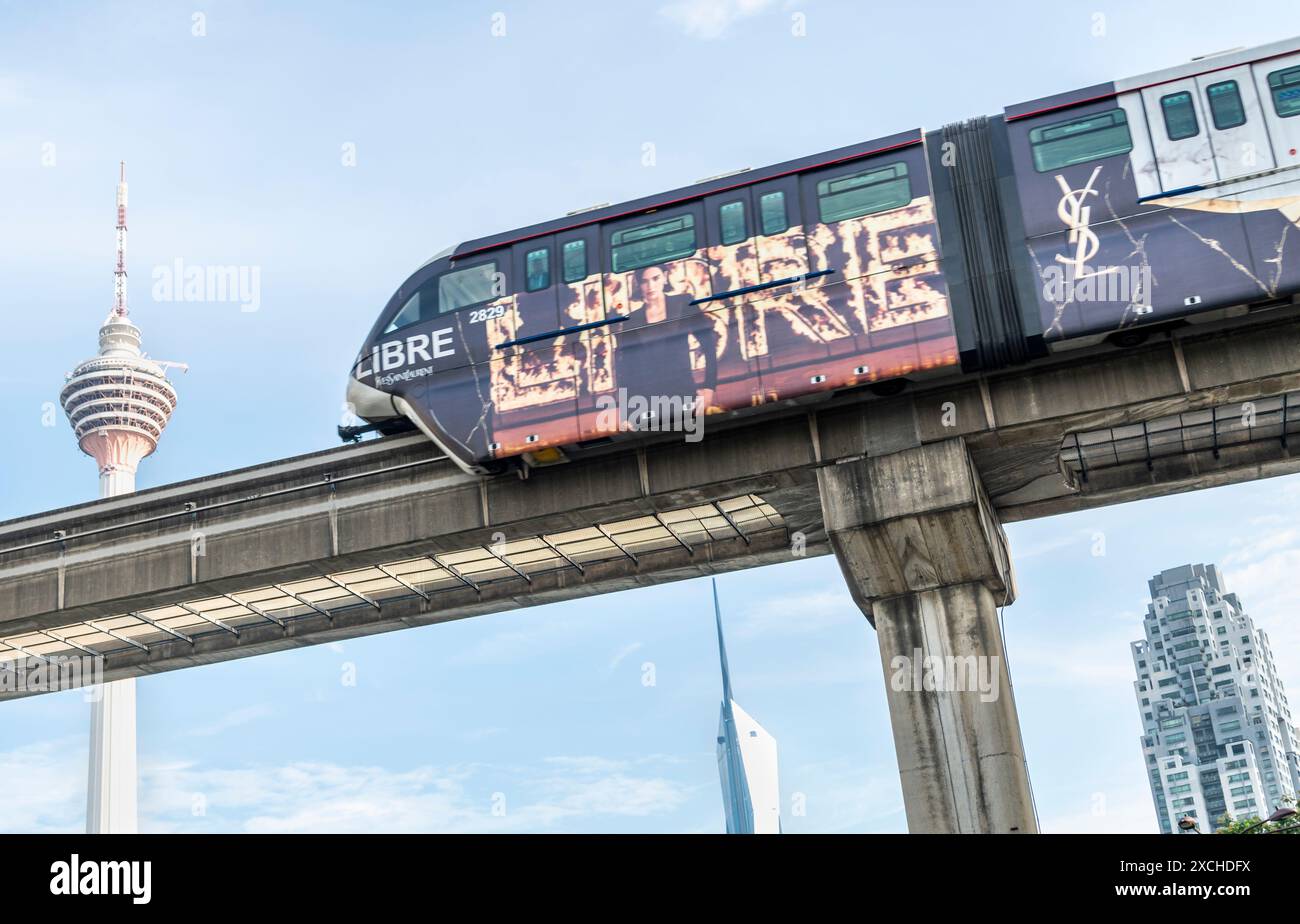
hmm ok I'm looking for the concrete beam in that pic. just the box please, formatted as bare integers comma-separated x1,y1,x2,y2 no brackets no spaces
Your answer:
1,527,804,699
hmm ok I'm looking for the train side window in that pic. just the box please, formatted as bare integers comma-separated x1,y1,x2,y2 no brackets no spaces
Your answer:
1160,91,1200,140
1206,80,1247,130
759,191,788,235
609,214,696,272
562,239,587,283
525,248,550,291
719,200,747,245
1267,66,1300,118
816,162,910,223
1029,109,1133,172
438,261,499,313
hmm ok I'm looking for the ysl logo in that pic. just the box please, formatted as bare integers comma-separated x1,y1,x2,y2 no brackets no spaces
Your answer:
1054,165,1116,279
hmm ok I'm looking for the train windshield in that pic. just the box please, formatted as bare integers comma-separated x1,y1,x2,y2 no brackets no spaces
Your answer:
383,261,498,333
439,262,498,312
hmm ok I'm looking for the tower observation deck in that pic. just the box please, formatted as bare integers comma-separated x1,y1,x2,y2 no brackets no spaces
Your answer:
60,314,179,497
60,163,181,498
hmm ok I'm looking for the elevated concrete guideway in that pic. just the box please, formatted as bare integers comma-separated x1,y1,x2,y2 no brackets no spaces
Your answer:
6,309,1300,832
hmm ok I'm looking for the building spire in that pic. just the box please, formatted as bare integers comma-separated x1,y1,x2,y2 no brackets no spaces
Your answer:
711,579,781,834
713,578,733,704
113,160,128,319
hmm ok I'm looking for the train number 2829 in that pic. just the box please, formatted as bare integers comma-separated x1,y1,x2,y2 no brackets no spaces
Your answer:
468,305,508,324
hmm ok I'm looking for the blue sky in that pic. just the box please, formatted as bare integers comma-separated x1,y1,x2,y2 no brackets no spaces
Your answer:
3,0,1300,832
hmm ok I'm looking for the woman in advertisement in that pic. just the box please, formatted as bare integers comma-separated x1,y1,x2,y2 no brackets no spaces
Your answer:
616,264,718,431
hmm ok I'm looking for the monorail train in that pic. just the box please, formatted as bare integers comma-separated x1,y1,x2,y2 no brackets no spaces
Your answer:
345,37,1300,475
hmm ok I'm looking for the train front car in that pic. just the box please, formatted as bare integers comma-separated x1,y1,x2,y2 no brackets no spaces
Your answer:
1004,38,1300,349
344,248,513,474
347,132,965,476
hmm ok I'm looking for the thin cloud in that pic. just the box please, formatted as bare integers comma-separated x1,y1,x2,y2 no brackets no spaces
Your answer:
443,614,583,667
1010,527,1099,560
1221,526,1300,567
1003,624,1144,690
1224,548,1300,693
732,589,858,638
144,754,693,833
0,740,698,834
0,737,86,833
1040,790,1157,834
658,0,777,39
0,76,22,106
185,704,273,737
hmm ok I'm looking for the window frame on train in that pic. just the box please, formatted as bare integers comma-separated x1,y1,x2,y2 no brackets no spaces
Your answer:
719,200,748,246
758,190,788,236
381,257,501,333
1205,80,1247,130
524,246,551,292
383,286,425,333
1160,90,1200,141
815,161,911,223
561,238,587,283
607,212,698,273
1028,107,1133,172
437,259,501,314
1267,65,1300,118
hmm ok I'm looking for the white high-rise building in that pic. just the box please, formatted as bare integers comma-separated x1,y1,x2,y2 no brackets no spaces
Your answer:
712,581,780,834
1131,564,1300,833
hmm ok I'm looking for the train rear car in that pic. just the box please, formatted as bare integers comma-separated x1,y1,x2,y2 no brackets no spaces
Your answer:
1004,38,1300,348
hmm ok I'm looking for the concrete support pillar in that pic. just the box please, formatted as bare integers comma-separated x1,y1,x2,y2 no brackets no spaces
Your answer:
86,465,139,834
86,677,139,834
818,437,1036,833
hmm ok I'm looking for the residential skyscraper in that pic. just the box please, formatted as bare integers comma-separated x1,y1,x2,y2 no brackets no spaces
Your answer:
1131,564,1300,833
713,580,780,834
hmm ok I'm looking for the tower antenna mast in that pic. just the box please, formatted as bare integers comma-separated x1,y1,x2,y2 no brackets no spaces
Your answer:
113,161,128,318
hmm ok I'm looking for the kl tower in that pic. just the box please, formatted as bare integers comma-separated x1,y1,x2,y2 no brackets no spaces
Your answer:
59,163,183,833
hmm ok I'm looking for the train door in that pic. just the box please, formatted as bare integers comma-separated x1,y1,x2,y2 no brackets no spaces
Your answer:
482,237,571,456
510,238,560,337
556,225,621,444
703,188,761,295
1141,79,1218,192
1197,66,1275,181
796,146,945,393
602,203,712,431
752,177,811,284
701,188,765,410
742,177,816,402
1255,55,1300,169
